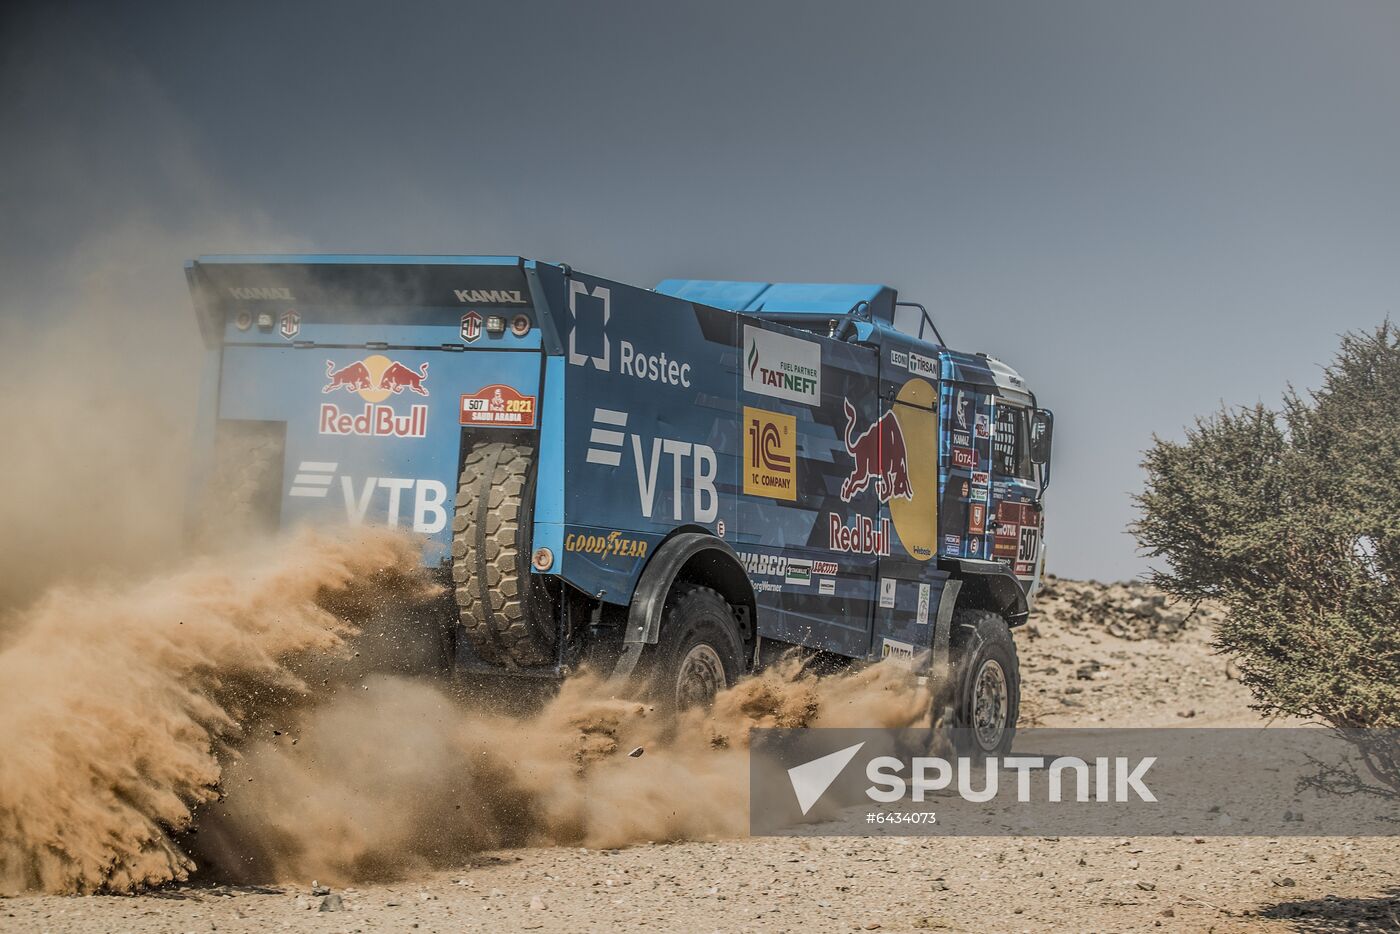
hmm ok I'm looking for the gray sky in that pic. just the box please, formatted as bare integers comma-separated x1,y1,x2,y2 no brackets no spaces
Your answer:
4,0,1398,581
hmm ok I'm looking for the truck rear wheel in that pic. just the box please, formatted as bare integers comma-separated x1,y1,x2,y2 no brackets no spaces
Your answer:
950,608,1020,755
645,585,744,712
451,441,556,668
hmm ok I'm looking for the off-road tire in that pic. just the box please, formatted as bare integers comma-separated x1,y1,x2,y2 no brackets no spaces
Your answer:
451,441,556,667
644,585,745,712
950,608,1020,755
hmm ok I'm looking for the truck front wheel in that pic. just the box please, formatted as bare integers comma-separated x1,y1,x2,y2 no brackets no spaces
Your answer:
646,585,744,712
950,608,1021,755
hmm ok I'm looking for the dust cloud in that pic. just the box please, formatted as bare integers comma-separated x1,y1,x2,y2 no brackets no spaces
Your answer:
195,655,932,887
0,529,431,895
0,522,932,894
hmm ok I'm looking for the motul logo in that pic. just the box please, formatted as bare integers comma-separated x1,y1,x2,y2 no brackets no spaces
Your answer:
229,286,294,300
454,289,527,305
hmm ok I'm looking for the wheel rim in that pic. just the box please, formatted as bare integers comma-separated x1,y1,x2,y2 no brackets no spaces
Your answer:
972,658,1008,750
675,643,726,710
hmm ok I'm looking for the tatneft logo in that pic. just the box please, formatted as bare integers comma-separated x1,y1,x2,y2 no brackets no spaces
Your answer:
229,286,294,301
744,325,821,405
786,743,1157,816
287,461,447,533
585,407,718,522
454,288,527,304
567,281,692,386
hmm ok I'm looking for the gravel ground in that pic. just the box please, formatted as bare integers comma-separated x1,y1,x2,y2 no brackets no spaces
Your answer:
5,578,1398,933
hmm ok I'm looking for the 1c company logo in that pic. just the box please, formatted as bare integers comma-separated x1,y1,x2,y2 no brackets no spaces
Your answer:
743,406,796,501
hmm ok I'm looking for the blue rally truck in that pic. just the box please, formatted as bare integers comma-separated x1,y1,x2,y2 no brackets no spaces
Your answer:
186,256,1053,752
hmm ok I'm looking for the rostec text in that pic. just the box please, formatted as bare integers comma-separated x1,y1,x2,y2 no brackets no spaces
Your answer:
620,340,692,387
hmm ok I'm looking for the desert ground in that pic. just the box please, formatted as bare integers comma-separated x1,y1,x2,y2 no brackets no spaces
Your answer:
4,575,1398,933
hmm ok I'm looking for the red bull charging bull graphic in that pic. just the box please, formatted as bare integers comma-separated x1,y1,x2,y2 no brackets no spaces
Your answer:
319,355,429,438
838,397,913,503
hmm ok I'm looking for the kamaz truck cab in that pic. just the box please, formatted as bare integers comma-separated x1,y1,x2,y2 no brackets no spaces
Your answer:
187,256,1053,752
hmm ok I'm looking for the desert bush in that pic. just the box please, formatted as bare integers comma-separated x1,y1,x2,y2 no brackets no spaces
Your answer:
1133,324,1400,796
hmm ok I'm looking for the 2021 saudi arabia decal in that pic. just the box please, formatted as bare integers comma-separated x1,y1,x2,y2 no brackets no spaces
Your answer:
834,377,939,561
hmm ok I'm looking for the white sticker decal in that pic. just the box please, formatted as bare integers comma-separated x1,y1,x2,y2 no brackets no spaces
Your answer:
917,582,931,625
819,579,836,596
881,638,914,665
742,324,821,405
879,577,897,609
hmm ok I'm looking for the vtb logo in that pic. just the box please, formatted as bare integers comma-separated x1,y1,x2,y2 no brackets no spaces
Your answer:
743,406,796,501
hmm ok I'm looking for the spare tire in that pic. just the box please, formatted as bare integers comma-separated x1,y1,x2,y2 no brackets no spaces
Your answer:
451,440,557,667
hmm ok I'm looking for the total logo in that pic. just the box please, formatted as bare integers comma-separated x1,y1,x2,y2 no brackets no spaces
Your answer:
568,281,692,387
320,356,429,438
586,407,718,523
287,461,447,533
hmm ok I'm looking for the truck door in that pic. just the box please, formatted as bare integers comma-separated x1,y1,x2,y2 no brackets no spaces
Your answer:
938,382,995,560
987,399,1044,582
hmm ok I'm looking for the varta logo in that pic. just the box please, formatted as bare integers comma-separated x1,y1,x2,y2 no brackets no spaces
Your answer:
229,286,294,300
454,289,527,305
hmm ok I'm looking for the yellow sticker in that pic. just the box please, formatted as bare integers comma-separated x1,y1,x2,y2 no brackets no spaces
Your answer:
743,406,797,501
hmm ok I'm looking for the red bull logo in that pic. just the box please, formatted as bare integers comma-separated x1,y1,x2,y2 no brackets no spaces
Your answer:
319,355,430,439
838,398,914,503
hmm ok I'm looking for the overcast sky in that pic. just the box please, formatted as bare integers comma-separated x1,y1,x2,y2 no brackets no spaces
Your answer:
4,1,1398,580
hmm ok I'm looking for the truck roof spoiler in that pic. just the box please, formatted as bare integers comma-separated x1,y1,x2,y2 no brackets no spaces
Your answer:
655,279,897,322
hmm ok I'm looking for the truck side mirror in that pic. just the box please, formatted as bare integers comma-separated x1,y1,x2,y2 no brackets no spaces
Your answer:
1029,409,1053,465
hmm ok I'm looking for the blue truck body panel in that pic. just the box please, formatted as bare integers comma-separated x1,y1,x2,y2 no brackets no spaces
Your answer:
187,256,1048,666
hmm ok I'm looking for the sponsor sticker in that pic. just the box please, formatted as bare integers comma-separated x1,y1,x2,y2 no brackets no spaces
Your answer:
819,579,836,596
879,578,897,609
881,638,915,664
943,533,963,551
287,461,447,533
951,431,972,448
917,583,931,625
975,413,990,439
828,513,892,556
971,471,990,487
320,356,430,439
279,310,300,340
969,501,986,534
812,560,838,576
951,447,977,470
839,398,913,504
460,384,537,428
461,311,482,343
889,349,936,378
743,406,797,501
907,351,937,377
743,325,821,405
564,531,649,559
785,559,813,587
